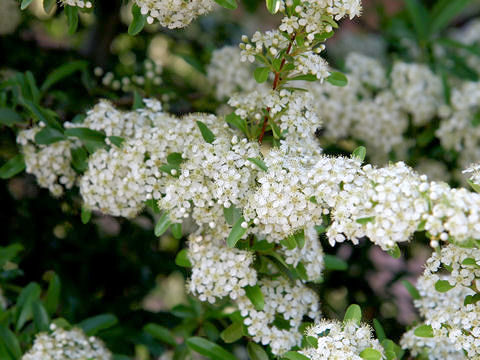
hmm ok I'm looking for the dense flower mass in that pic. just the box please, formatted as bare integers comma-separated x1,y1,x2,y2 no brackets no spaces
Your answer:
22,324,112,360
300,320,384,359
133,0,217,28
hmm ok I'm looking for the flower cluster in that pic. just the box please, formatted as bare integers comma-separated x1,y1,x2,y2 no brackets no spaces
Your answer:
237,277,321,355
207,46,259,101
17,127,80,197
0,0,21,35
401,245,480,358
133,0,217,28
300,320,384,360
23,324,112,360
400,328,465,360
60,0,93,8
187,228,257,303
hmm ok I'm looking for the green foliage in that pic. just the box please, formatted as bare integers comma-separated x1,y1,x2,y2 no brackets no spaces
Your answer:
343,304,362,325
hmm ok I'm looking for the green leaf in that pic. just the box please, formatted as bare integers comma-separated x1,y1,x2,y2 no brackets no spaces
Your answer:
16,282,41,331
0,154,25,180
32,300,50,332
175,249,192,267
225,112,248,136
414,324,434,338
203,321,220,341
155,213,171,237
289,74,318,81
132,90,144,110
128,4,146,36
381,339,404,360
79,314,118,336
108,136,125,148
280,235,297,250
43,0,55,12
326,72,348,86
167,152,183,166
294,229,305,249
388,244,401,259
352,146,366,162
41,61,87,92
81,207,92,224
196,121,215,144
462,258,478,266
429,0,470,35
213,0,238,10
373,319,386,342
356,216,375,225
359,348,382,360
220,322,243,343
266,0,280,13
314,224,326,234
247,342,269,360
21,0,34,10
324,254,348,271
343,304,361,325
245,285,264,311
186,337,236,360
467,179,480,194
171,223,182,239
402,280,420,300
434,279,454,293
282,351,310,360
404,0,429,41
22,100,62,130
65,6,79,34
45,273,61,316
305,335,318,348
247,157,268,172
65,127,106,143
223,205,242,226
0,108,24,127
71,147,88,172
0,244,23,268
254,67,270,83
35,127,65,145
251,240,274,252
144,323,176,346
226,217,248,248
464,293,480,306
0,326,21,360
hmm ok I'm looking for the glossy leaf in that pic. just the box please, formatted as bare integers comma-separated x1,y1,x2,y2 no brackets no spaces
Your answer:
245,285,264,311
0,155,25,180
343,304,361,325
414,324,434,338
247,342,269,360
226,217,248,248
155,213,171,237
79,313,118,336
128,4,146,35
196,121,216,144
326,72,348,86
186,337,236,360
144,323,176,346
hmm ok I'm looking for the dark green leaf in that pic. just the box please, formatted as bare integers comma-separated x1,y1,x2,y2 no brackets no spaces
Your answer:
107,136,124,148
45,273,61,315
247,157,268,172
430,0,470,35
22,100,62,130
41,61,88,92
373,319,386,342
324,254,348,271
326,72,348,86
128,4,146,35
71,147,88,172
35,127,65,145
65,6,79,34
167,152,184,166
203,321,220,342
245,285,264,311
32,300,50,332
247,342,269,360
43,0,55,12
213,0,238,9
434,279,454,292
388,244,401,259
196,121,215,144
155,213,171,237
225,112,248,135
186,337,236,360
81,207,91,224
220,322,243,343
16,282,41,331
356,217,375,225
65,127,106,143
133,90,143,109
414,324,434,338
254,67,270,83
0,108,24,127
171,223,182,239
144,323,176,346
290,74,318,81
266,0,280,13
175,249,192,267
343,304,361,325
79,314,118,336
402,280,420,300
404,0,429,41
282,351,310,360
226,217,248,248
0,326,21,360
0,244,23,268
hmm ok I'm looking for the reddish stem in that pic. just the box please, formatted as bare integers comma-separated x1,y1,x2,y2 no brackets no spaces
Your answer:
258,34,296,144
